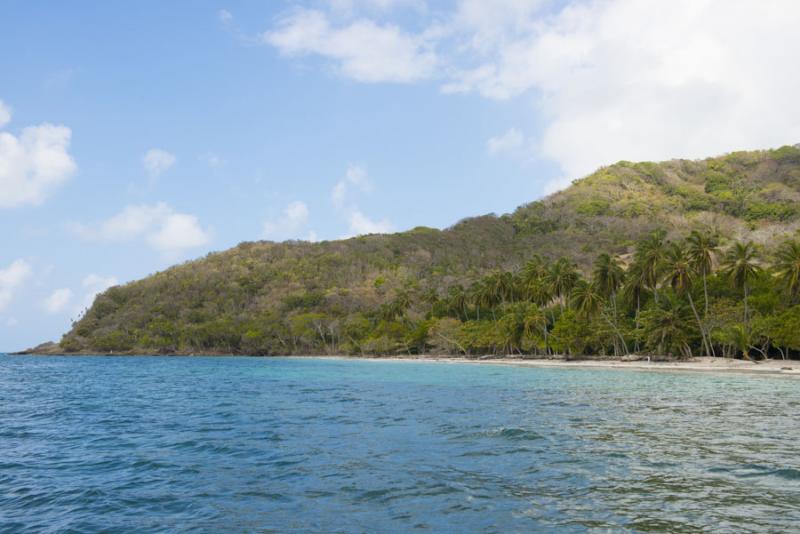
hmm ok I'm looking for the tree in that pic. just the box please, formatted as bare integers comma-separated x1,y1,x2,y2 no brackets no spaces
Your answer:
760,306,800,359
593,253,625,300
639,295,697,358
468,280,491,321
774,240,800,304
662,242,712,357
635,229,668,304
622,261,649,351
591,253,629,355
550,309,591,357
572,280,603,318
522,303,549,355
686,230,718,317
721,241,762,334
547,257,580,310
445,285,468,321
520,256,551,305
573,280,629,356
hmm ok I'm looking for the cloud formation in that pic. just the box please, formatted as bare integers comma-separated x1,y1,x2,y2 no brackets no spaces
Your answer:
347,209,393,235
264,0,800,191
70,203,210,255
331,164,370,207
0,259,32,312
487,127,525,156
218,9,233,25
262,200,316,241
0,101,76,208
142,148,176,181
264,8,436,83
43,288,73,314
329,165,393,237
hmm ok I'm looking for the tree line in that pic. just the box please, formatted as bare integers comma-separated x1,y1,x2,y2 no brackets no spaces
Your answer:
419,230,800,359
71,229,800,360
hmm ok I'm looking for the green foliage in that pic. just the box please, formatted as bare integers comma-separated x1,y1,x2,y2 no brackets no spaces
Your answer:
58,147,800,360
575,199,611,216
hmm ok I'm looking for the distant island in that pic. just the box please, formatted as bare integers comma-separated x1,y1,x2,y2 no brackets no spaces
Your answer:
32,145,800,361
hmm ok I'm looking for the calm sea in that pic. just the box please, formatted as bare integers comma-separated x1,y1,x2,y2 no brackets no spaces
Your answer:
1,355,799,532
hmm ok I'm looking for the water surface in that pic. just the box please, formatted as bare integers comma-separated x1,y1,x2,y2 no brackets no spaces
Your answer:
1,355,799,532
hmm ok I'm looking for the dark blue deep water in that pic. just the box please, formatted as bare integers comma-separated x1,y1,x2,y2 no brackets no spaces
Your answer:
1,356,799,533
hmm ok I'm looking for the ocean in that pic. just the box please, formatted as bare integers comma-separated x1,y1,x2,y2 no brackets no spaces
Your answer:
1,355,798,532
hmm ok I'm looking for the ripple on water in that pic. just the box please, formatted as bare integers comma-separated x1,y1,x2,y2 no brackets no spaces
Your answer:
1,355,799,533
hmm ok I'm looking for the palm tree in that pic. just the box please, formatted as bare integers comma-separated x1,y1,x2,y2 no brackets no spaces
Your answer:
446,285,468,321
639,295,697,358
721,241,762,334
591,253,630,354
521,255,547,287
636,229,668,304
663,242,711,357
686,230,718,356
622,261,649,349
547,257,580,310
522,304,549,355
468,281,487,321
572,280,603,317
482,271,512,318
775,240,800,304
686,230,718,317
521,256,550,304
593,252,624,313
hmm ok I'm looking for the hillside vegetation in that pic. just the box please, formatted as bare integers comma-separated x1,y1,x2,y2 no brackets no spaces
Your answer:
56,145,800,359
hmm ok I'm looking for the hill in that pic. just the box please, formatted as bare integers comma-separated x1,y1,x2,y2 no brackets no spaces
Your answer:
51,145,800,357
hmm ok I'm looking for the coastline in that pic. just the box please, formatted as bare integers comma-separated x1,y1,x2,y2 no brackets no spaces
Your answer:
9,349,800,376
306,355,800,377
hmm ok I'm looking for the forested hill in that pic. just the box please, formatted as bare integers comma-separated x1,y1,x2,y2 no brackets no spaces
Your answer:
53,145,800,357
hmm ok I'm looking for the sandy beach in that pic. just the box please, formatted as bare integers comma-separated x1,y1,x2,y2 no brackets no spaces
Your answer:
311,355,800,377
11,349,800,376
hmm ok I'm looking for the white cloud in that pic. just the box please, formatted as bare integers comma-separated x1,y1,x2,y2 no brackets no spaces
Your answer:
83,273,118,292
5,317,18,327
327,0,426,15
265,0,800,193
0,114,76,208
487,127,524,156
445,0,800,190
0,100,11,128
533,0,800,190
147,213,209,252
331,164,370,207
142,148,176,181
329,164,393,237
70,202,210,254
0,259,32,312
264,8,437,83
199,152,225,167
219,9,233,24
43,288,73,314
347,209,393,236
331,180,347,207
263,200,317,241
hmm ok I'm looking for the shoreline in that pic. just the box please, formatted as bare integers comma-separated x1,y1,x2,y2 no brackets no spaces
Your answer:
8,351,800,377
306,355,800,377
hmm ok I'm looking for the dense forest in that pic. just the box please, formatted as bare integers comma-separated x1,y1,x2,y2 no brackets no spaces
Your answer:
55,145,800,359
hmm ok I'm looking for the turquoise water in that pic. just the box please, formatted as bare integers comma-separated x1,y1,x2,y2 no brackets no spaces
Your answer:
1,356,799,533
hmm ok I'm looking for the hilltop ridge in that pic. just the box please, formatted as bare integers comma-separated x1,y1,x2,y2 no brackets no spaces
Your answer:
48,145,800,356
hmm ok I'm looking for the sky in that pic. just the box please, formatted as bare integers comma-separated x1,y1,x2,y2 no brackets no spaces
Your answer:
2,0,800,350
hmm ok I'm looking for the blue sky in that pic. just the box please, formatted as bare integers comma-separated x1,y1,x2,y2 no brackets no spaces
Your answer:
2,0,799,350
